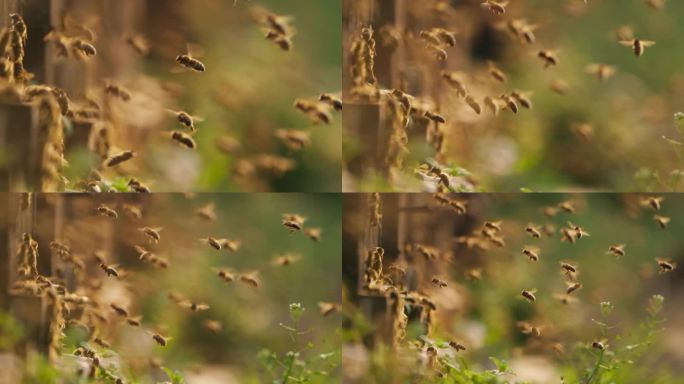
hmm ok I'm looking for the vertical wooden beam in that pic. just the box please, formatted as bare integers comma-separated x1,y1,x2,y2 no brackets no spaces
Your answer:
0,103,40,192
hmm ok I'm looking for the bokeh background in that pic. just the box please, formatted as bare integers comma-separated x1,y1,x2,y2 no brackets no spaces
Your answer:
343,0,684,192
0,193,341,383
343,193,684,383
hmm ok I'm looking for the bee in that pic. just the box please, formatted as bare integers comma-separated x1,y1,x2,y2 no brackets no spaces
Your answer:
72,39,97,57
431,276,448,288
104,150,135,167
481,0,508,15
592,340,606,351
128,179,151,193
110,303,129,317
560,228,576,243
640,196,664,211
203,320,223,333
586,63,616,82
318,302,341,317
464,95,482,114
134,245,154,261
282,213,306,233
448,340,466,352
178,300,210,312
125,34,149,55
104,83,131,101
499,94,518,114
92,337,110,349
487,61,507,83
275,129,312,151
122,204,143,220
510,91,533,110
170,131,196,149
176,53,205,72
566,222,590,239
550,79,570,95
238,271,261,288
294,99,333,125
304,227,322,242
465,268,483,281
441,71,468,97
273,253,301,266
484,221,503,232
99,262,119,277
607,244,625,258
521,289,537,303
525,224,542,239
195,203,217,221
126,316,142,327
488,236,506,247
560,262,577,274
654,215,670,229
645,0,666,10
96,204,118,219
483,96,503,115
139,227,163,243
424,110,446,124
620,39,655,57
166,109,203,131
656,258,676,274
566,282,582,294
522,247,540,262
517,321,541,337
537,50,559,68
152,333,170,347
319,93,342,111
506,19,538,44
212,268,235,283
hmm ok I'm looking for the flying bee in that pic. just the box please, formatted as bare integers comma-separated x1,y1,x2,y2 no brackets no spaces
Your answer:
202,237,224,251
171,131,196,149
465,268,483,281
282,213,306,233
319,93,342,111
487,61,507,83
484,221,503,233
318,302,341,317
550,79,570,95
517,321,541,337
212,268,235,283
592,340,607,351
464,94,482,114
151,333,170,347
126,316,142,327
431,276,448,288
560,228,576,243
72,39,97,57
92,337,110,349
134,245,152,261
654,215,670,229
424,110,446,124
203,320,223,333
560,262,577,274
178,300,210,312
521,289,537,303
488,236,505,247
500,94,518,114
238,271,261,288
449,340,466,352
194,203,216,221
272,253,301,266
510,91,533,110
104,150,135,167
607,244,626,258
122,204,143,220
506,19,538,44
128,179,151,193
96,204,118,219
99,262,119,277
586,63,616,82
125,34,149,55
645,0,666,10
566,282,582,294
656,258,676,274
566,222,590,239
302,228,321,242
104,83,131,101
620,39,655,57
525,224,542,239
640,196,664,211
481,0,508,15
139,227,162,243
537,50,559,68
176,53,205,72
166,109,203,131
483,96,503,115
441,71,468,97
294,98,333,125
275,129,312,151
110,303,129,317
522,247,540,262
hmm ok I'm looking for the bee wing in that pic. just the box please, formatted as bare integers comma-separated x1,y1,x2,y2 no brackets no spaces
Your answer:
619,40,635,47
186,43,205,58
641,40,656,47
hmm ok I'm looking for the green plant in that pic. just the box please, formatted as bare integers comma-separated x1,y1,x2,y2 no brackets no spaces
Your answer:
257,303,338,384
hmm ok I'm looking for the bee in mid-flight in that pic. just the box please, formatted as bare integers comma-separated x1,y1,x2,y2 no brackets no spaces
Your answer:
176,53,205,72
620,38,655,57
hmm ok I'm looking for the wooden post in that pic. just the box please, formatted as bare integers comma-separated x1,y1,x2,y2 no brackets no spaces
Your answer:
0,103,40,192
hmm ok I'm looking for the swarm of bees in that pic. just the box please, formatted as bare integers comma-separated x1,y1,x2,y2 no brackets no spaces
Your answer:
6,194,338,382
